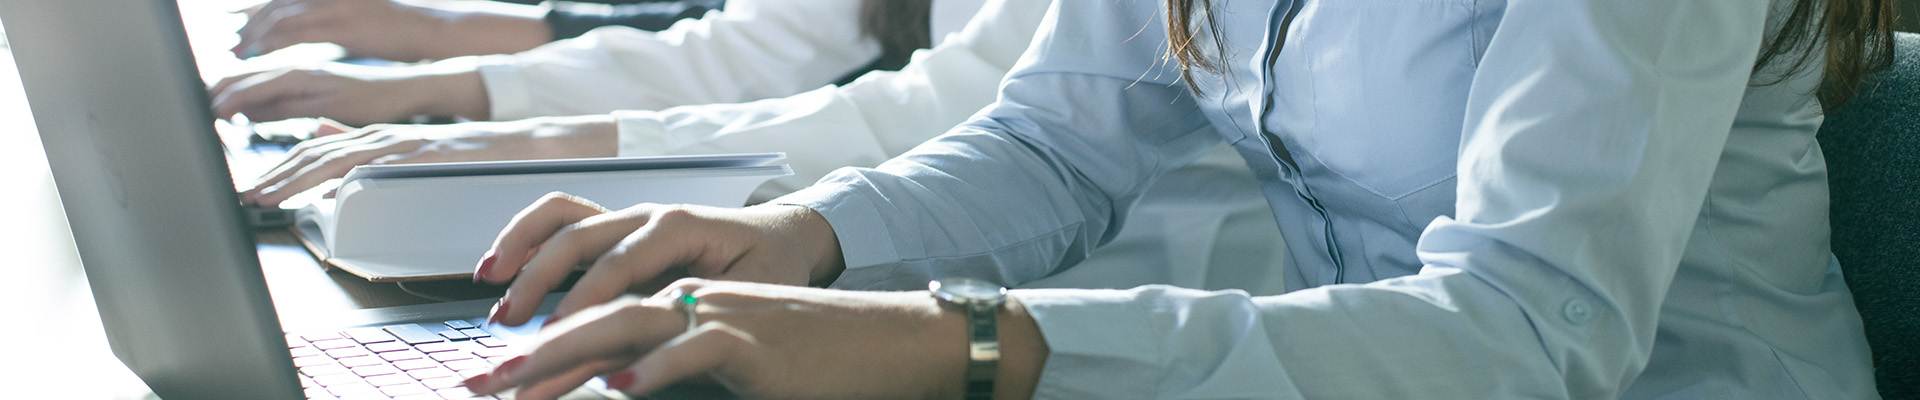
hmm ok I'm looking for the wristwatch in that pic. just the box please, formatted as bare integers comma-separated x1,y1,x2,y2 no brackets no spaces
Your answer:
930,277,1007,400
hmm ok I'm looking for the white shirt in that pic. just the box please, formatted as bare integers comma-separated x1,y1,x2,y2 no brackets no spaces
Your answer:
469,0,983,121
612,0,1286,294
772,0,1876,398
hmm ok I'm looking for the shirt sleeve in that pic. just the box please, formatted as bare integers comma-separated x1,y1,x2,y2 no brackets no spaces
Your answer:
795,0,1776,398
543,0,725,40
608,0,1046,198
474,0,878,120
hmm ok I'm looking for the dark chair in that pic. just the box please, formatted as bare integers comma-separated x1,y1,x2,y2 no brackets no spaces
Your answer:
1817,31,1918,399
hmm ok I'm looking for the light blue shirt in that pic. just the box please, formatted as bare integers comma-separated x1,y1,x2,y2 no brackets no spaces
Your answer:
775,0,1877,398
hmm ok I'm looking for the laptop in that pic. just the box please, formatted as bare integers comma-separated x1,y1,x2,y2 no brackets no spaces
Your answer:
0,1,623,399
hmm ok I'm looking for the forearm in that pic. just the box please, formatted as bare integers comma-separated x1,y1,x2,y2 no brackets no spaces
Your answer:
404,69,491,120
420,6,554,59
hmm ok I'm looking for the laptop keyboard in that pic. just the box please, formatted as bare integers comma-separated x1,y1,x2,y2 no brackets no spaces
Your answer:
286,320,517,400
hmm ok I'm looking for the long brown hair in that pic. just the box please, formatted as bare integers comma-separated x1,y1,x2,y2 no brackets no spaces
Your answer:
861,0,935,71
1164,0,1898,109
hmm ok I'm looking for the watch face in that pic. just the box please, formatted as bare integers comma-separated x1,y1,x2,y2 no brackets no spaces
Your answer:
931,277,1006,302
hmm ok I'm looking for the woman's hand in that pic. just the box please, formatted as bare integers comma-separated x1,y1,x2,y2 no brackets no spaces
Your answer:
474,196,848,327
239,115,617,207
460,279,1047,400
235,0,552,61
209,63,487,126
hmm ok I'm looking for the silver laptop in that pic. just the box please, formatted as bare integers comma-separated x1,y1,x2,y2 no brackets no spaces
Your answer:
0,1,612,399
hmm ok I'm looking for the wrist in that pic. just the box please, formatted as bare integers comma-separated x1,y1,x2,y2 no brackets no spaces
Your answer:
928,294,1046,399
785,205,845,287
403,69,489,120
526,115,618,158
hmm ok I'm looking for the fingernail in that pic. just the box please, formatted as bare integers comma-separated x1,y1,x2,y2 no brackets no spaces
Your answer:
498,355,527,377
604,370,636,391
460,373,490,390
487,298,511,325
473,253,496,283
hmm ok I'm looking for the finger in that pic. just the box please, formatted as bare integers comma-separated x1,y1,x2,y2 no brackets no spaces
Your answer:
235,0,316,56
612,324,754,396
550,224,710,323
513,360,629,400
468,298,685,395
309,118,353,137
500,208,664,326
242,127,376,200
252,11,334,57
210,70,306,121
207,70,264,101
253,142,412,206
480,193,611,284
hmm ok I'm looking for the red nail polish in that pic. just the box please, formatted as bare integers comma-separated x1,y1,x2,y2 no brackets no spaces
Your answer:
461,373,490,390
498,355,527,376
474,254,496,283
604,371,636,390
488,299,511,324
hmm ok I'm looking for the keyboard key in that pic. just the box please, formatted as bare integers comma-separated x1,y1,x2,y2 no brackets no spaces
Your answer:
457,328,491,339
298,331,344,342
442,359,490,372
474,337,508,348
380,382,432,396
408,367,455,380
380,350,426,362
365,341,411,353
393,395,442,400
444,320,477,330
343,327,398,344
292,355,333,367
326,383,379,396
414,342,459,353
303,387,332,399
381,324,446,345
472,347,515,358
437,329,469,341
392,359,440,371
300,364,351,377
485,356,514,365
289,347,322,358
313,374,363,387
335,356,384,368
325,347,373,359
310,339,359,350
286,334,310,348
421,376,465,390
437,387,486,399
352,364,402,377
299,374,317,388
429,351,474,362
365,373,416,387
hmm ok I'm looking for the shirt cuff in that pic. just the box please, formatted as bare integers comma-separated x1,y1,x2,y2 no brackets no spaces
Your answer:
768,177,903,274
1010,288,1165,398
610,109,672,157
476,60,536,121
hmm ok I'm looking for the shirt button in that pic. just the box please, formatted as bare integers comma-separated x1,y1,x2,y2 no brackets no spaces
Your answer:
1562,299,1594,326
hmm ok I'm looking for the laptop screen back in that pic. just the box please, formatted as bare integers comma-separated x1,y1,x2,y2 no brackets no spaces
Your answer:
0,1,299,398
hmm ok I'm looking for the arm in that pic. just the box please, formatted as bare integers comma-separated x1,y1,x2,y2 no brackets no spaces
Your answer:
1004,1,1772,397
471,0,879,120
545,0,725,40
610,0,1047,196
771,0,1221,290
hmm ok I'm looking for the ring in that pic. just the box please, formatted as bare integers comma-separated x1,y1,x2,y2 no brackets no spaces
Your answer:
669,288,699,333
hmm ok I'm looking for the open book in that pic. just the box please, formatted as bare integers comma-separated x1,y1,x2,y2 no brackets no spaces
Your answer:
291,154,792,282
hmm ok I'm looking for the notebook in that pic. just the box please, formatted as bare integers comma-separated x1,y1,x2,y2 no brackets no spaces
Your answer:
292,153,792,282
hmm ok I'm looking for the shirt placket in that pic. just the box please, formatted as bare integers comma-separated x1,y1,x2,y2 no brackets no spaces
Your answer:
1248,0,1348,285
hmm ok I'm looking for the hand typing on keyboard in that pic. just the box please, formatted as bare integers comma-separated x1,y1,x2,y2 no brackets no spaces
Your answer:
458,280,1044,400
